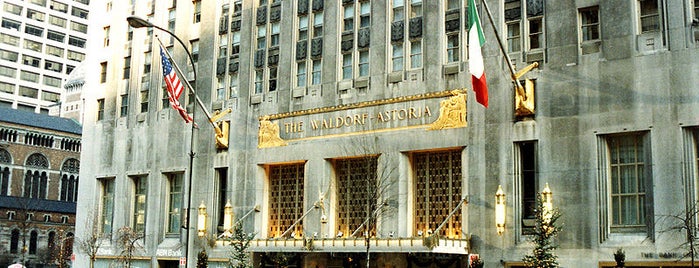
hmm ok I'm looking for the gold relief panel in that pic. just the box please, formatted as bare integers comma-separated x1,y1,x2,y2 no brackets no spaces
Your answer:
257,89,469,148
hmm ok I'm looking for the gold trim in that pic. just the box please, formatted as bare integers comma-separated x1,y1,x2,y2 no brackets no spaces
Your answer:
258,116,287,148
258,89,469,120
284,124,432,143
428,92,467,130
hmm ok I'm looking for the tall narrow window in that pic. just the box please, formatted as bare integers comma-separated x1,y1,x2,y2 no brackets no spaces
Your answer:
215,168,228,235
639,0,660,33
516,141,537,234
100,178,114,235
296,61,307,87
268,163,304,238
132,176,147,233
444,0,463,63
0,148,10,196
608,134,650,232
10,229,19,253
166,173,182,234
193,1,201,23
311,59,321,85
335,157,378,238
413,149,463,238
100,62,107,83
60,159,79,202
123,57,131,79
29,230,38,254
97,99,105,120
140,90,148,113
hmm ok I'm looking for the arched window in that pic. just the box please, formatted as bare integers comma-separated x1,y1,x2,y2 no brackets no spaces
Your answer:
10,229,20,253
48,231,56,252
0,148,11,196
29,230,38,254
60,159,80,202
25,153,49,199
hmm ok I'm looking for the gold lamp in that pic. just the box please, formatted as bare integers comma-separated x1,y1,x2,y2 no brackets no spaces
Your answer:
541,183,553,224
222,201,233,236
197,201,207,237
495,185,506,235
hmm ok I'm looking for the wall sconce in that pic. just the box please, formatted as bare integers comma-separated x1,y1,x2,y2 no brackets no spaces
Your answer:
222,200,233,236
495,185,506,235
197,201,207,237
541,183,553,224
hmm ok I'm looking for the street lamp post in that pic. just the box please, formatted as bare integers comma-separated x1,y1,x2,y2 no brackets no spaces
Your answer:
127,15,199,267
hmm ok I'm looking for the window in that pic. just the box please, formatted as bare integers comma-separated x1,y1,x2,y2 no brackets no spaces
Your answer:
100,62,107,83
0,50,18,62
335,157,378,238
694,0,699,19
269,67,277,91
132,176,147,233
313,11,323,38
410,40,422,68
10,229,19,253
358,51,369,77
639,0,660,33
47,31,65,42
215,168,228,235
68,36,86,48
515,141,537,234
67,50,85,62
123,57,131,79
4,3,22,15
230,73,239,98
27,9,45,22
24,40,42,52
143,51,152,74
193,1,201,23
341,1,371,79
0,149,10,196
166,173,182,234
30,0,47,6
71,6,88,19
267,163,305,238
50,1,68,13
100,178,114,235
1,34,19,46
29,230,38,254
254,70,264,94
43,76,61,87
19,86,38,98
45,60,63,73
97,99,105,120
444,0,463,63
413,149,463,238
0,66,16,78
24,153,49,199
25,24,44,37
70,21,87,33
168,10,176,45
296,61,306,87
103,26,110,46
0,81,13,94
140,90,148,112
311,59,321,85
608,134,650,232
42,91,60,102
60,159,79,202
120,94,128,117
446,34,460,62
49,15,66,27
504,0,545,53
2,19,21,31
342,53,352,79
392,43,403,72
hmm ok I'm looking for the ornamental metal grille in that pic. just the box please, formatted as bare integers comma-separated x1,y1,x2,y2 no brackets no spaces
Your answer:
335,156,378,237
413,149,463,238
268,163,305,238
26,153,48,168
61,158,80,173
0,148,10,163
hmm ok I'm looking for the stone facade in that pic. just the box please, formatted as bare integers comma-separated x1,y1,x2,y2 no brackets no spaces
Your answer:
76,0,699,267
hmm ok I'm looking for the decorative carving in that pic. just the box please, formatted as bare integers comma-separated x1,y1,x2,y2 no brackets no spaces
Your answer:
428,90,467,130
260,89,468,121
216,58,226,76
268,49,279,66
228,61,239,73
527,0,544,17
504,7,521,21
255,49,266,68
61,159,80,173
342,0,353,5
513,62,539,117
445,18,460,32
0,148,10,164
298,0,308,15
341,33,353,52
310,38,323,58
211,109,232,149
391,21,404,42
357,28,370,48
269,4,281,22
409,17,422,39
218,17,229,34
312,0,323,12
230,19,241,31
26,153,48,168
258,117,287,148
256,6,267,25
296,40,307,59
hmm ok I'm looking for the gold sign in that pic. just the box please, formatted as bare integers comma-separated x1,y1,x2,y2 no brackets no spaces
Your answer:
258,89,468,148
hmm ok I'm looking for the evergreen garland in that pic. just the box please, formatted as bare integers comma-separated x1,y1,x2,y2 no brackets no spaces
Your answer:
197,249,208,268
523,195,562,268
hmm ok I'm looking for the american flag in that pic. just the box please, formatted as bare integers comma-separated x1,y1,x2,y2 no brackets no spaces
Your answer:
160,46,193,123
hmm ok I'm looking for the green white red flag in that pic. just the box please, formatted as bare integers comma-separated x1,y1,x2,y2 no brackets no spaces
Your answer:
468,0,488,107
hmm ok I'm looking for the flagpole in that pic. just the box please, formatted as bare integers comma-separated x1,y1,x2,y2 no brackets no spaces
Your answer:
479,0,526,98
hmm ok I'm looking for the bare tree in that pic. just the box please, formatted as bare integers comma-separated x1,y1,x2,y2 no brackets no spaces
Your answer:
114,226,145,268
657,201,699,267
76,210,105,268
340,135,397,268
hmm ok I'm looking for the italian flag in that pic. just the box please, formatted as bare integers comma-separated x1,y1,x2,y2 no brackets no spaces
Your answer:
468,0,488,107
